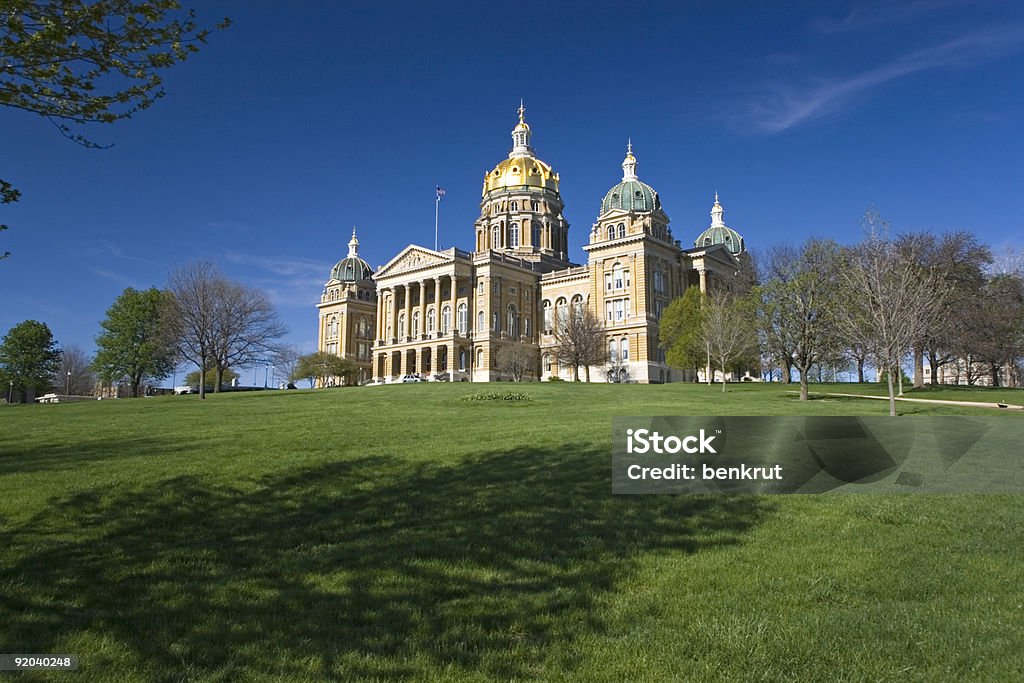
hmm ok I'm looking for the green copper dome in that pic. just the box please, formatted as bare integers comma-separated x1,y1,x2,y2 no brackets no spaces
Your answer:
695,194,745,255
600,179,661,215
599,143,661,216
329,228,373,281
330,255,372,282
694,224,745,254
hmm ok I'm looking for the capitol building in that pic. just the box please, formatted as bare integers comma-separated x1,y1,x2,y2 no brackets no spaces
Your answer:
316,106,749,384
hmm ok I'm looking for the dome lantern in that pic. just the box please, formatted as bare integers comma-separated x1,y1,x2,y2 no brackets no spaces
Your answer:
329,226,373,282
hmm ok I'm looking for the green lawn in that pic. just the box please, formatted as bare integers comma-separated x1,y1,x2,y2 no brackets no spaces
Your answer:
1,383,1022,681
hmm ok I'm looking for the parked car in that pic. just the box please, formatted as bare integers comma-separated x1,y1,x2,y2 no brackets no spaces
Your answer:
401,374,426,383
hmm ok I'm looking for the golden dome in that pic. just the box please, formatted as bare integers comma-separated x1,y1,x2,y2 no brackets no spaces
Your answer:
482,155,560,196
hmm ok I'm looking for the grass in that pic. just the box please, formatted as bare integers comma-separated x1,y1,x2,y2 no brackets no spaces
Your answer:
0,382,1022,681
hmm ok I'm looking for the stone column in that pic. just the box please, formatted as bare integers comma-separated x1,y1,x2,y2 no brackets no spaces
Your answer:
698,268,708,293
402,284,412,342
433,276,442,337
450,273,458,336
419,280,427,340
390,288,399,343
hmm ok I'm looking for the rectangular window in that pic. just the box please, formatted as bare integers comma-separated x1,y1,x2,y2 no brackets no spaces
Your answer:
605,272,612,291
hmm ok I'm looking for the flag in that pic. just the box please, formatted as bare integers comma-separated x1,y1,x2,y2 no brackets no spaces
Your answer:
436,186,446,199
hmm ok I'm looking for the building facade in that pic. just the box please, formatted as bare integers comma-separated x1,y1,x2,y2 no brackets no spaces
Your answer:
318,107,748,383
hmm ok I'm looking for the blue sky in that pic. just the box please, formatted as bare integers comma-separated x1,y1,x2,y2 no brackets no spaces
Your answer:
3,1,1023,382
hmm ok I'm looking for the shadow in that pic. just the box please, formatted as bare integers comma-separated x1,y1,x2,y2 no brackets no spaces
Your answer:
0,445,772,680
0,437,185,476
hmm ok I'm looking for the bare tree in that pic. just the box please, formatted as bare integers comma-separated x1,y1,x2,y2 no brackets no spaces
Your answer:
702,291,758,393
53,344,95,396
208,280,287,390
833,211,947,415
553,306,606,382
756,239,843,400
272,345,300,388
164,260,222,400
604,352,629,383
496,344,535,382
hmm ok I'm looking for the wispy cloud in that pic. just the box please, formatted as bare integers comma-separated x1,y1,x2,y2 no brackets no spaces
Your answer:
736,24,1024,133
223,250,333,309
84,241,157,265
90,267,143,288
811,0,970,34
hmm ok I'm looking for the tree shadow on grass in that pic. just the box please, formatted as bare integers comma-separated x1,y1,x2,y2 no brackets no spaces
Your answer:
0,444,773,681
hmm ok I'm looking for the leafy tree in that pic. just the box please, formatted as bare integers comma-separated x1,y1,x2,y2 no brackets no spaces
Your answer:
659,287,707,378
93,287,176,398
968,274,1024,387
552,305,606,382
0,320,61,402
0,179,18,260
54,344,96,395
293,352,355,388
185,367,239,389
0,1,229,258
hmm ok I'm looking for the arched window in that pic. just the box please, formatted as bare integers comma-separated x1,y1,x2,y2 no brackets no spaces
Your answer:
477,310,485,331
542,300,552,333
542,353,552,373
492,311,500,331
492,226,499,249
459,350,467,370
398,313,406,337
441,306,451,334
571,294,584,316
621,337,629,360
609,339,618,360
508,304,518,338
510,200,518,211
427,308,436,334
555,297,568,325
510,222,519,247
412,311,420,337
328,316,338,338
607,225,615,240
618,222,626,238
457,302,467,334
476,348,484,368
532,221,540,247
524,317,531,337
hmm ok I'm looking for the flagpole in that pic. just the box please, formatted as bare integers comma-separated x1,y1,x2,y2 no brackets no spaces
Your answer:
434,193,440,251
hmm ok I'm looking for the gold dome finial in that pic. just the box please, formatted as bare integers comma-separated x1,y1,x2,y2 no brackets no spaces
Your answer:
518,98,525,124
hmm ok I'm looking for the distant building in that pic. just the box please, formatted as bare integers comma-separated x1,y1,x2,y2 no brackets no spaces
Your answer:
317,106,750,383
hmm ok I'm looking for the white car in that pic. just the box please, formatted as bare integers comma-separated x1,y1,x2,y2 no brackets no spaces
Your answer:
400,374,426,383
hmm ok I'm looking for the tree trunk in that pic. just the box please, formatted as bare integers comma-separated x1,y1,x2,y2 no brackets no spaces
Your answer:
130,373,142,398
898,368,904,396
886,365,896,417
584,365,591,382
780,359,792,384
199,356,207,400
857,359,865,383
214,365,224,392
799,375,809,401
913,346,924,388
929,354,940,386
991,363,1001,387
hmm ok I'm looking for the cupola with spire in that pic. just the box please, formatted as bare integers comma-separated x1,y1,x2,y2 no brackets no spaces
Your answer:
329,227,373,281
694,193,745,255
481,102,560,195
599,140,661,215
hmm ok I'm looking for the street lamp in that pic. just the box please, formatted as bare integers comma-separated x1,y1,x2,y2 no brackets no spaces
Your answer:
65,370,71,397
7,380,12,404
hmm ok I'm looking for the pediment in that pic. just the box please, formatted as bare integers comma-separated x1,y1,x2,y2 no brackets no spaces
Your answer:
374,245,450,278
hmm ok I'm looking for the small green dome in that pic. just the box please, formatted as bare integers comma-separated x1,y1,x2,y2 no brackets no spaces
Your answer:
695,224,745,255
600,179,661,215
330,255,372,282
